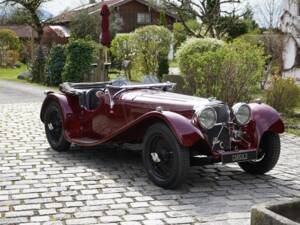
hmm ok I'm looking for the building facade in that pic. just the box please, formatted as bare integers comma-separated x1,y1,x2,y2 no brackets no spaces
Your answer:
51,0,178,33
280,0,300,81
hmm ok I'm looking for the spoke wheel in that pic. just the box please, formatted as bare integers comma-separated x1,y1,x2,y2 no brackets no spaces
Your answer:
238,132,280,174
44,102,70,152
149,135,175,180
47,109,63,142
143,123,190,189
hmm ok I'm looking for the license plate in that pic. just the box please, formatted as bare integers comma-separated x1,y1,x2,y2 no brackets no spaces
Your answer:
221,150,257,164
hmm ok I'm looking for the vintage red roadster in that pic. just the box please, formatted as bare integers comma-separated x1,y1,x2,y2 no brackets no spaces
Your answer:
40,80,284,189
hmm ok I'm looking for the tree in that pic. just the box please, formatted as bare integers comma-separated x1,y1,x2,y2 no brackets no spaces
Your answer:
108,9,124,39
0,0,48,42
257,0,282,29
4,8,33,25
70,12,101,42
162,0,243,39
220,3,260,39
70,9,123,42
0,0,49,83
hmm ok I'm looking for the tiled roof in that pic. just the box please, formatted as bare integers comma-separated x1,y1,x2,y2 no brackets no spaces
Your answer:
0,25,37,38
50,0,178,24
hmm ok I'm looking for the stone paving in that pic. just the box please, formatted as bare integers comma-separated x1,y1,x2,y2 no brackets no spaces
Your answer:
0,102,300,225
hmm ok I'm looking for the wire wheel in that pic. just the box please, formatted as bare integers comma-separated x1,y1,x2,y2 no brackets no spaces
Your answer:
44,102,70,151
143,123,190,189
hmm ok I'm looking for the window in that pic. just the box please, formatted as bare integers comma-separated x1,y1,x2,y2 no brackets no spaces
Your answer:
137,13,151,24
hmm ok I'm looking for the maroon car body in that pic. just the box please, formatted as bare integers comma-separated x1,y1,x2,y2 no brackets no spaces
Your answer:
41,81,284,188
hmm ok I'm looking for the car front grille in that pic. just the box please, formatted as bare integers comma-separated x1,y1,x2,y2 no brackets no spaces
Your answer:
206,104,231,151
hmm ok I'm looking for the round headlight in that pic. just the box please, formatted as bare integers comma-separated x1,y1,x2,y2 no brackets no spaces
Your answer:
197,107,217,130
232,103,251,125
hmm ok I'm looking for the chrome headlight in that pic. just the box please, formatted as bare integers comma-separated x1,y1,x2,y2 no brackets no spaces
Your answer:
232,103,251,125
196,107,217,130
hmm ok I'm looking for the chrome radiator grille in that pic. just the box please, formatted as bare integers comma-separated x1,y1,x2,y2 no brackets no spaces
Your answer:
206,104,231,151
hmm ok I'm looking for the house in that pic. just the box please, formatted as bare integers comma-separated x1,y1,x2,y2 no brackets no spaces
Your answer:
0,25,37,40
0,24,70,42
50,0,179,33
280,0,300,82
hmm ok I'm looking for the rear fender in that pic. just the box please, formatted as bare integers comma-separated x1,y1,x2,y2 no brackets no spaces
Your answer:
249,103,285,146
40,93,80,136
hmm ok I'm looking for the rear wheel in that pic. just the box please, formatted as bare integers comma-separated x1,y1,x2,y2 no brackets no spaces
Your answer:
142,123,190,189
44,102,70,152
238,132,280,174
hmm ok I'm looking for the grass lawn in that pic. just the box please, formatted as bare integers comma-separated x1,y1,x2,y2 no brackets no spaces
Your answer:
282,114,300,137
0,64,58,90
0,64,27,81
286,128,300,136
254,89,300,137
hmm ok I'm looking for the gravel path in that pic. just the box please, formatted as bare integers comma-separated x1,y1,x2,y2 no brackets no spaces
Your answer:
0,80,299,225
0,80,51,104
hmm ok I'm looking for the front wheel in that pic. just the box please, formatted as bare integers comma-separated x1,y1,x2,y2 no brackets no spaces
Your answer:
142,123,190,189
238,132,280,174
44,102,71,152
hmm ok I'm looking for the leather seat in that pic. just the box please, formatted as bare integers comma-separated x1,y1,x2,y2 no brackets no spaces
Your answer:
85,88,103,110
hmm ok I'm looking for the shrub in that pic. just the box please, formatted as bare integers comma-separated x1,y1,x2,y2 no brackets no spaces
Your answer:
173,20,201,50
62,39,94,82
133,25,172,78
111,33,135,62
110,33,135,80
6,50,19,67
158,56,169,81
266,76,300,113
159,11,168,27
194,40,266,106
46,45,66,86
176,38,224,93
0,29,20,67
31,47,46,83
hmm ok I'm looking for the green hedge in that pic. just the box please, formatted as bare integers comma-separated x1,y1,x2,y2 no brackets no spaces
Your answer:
266,76,300,113
176,38,224,93
193,40,266,106
46,45,66,86
62,39,94,82
133,25,172,77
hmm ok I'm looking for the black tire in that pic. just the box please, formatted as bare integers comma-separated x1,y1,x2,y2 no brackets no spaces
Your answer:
142,123,190,189
44,102,71,152
238,132,280,174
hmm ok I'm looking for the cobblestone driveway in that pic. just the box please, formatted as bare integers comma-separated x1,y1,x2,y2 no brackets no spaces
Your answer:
0,102,300,225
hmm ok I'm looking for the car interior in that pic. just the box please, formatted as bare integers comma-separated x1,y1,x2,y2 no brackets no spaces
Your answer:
59,79,139,110
59,77,164,111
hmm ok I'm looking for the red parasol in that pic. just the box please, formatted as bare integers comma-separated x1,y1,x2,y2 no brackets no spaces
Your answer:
100,4,111,47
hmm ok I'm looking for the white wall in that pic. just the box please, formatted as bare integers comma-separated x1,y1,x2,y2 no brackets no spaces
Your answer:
280,0,300,81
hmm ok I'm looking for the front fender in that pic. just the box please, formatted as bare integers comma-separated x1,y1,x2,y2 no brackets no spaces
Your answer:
249,103,285,144
121,111,205,148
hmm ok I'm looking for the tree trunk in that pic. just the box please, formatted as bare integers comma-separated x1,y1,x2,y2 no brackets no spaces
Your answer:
29,9,45,83
29,9,43,43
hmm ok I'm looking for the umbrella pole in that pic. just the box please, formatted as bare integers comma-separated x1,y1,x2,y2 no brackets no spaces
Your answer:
104,46,108,63
103,46,110,81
